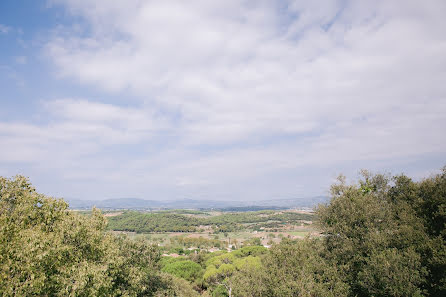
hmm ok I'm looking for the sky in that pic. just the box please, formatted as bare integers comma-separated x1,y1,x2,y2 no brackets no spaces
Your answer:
0,0,445,202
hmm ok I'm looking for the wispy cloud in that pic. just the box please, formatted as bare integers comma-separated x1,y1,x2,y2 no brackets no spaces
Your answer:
1,0,445,200
0,99,164,166
46,1,446,146
0,24,11,34
15,56,27,65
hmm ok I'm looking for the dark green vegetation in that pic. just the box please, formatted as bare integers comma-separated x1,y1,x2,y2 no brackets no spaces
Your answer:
215,206,287,212
107,209,314,233
1,167,445,296
108,212,202,232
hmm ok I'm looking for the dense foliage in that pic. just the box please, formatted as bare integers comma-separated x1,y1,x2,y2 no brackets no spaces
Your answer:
316,169,446,297
107,210,314,233
0,176,195,296
225,168,446,296
107,211,202,232
161,258,203,283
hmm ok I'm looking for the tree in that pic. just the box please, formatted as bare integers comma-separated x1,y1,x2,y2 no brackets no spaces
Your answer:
317,168,446,297
202,248,267,297
161,259,203,283
259,239,349,297
155,274,200,297
0,175,166,296
228,168,445,297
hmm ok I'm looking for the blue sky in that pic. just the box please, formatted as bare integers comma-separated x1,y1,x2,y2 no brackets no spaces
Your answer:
1,0,445,201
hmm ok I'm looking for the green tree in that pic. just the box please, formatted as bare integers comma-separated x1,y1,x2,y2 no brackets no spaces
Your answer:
202,248,267,297
259,239,349,297
155,274,200,297
161,259,203,283
317,168,446,297
0,175,166,296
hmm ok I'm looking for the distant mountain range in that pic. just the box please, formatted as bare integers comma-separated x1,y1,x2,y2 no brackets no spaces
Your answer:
65,196,329,210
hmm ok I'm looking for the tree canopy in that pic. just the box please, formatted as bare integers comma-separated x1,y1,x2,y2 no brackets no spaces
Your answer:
222,168,446,296
0,175,194,296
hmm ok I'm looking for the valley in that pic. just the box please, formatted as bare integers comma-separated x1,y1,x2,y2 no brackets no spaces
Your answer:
104,209,319,253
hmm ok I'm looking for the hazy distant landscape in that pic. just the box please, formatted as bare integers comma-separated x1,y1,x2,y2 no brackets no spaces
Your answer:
67,196,328,210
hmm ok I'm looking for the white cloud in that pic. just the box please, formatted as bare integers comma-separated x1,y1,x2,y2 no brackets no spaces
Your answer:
0,24,11,34
0,99,167,164
2,0,446,200
46,1,446,140
15,56,27,64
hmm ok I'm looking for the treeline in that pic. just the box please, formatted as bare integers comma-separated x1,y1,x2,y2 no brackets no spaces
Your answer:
205,211,311,224
107,211,202,232
157,209,211,215
107,210,314,233
215,206,286,212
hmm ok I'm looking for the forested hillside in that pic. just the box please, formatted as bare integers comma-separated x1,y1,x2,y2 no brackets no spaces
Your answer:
107,210,314,233
1,167,445,296
107,212,202,232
